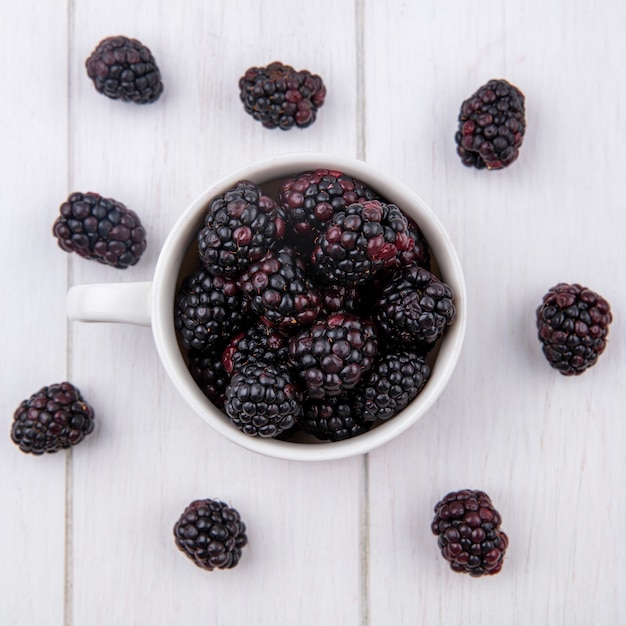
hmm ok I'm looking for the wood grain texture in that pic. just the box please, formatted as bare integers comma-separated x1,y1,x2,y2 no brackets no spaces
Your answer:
1,0,625,624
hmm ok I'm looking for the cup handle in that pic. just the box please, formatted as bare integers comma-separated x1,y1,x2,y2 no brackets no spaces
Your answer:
67,282,153,326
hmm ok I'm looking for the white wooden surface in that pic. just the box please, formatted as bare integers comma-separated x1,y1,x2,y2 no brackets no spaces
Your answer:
1,0,625,624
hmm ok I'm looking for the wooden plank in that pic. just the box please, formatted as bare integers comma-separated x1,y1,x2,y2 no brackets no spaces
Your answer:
0,2,69,625
363,0,626,624
67,1,364,624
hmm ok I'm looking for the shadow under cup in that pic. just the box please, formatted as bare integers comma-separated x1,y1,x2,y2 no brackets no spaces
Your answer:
151,153,466,461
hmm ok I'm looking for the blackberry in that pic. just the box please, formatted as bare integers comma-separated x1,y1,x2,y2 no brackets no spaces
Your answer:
536,283,612,375
289,313,378,399
278,169,378,241
174,267,245,352
431,489,508,577
85,36,163,104
173,499,248,571
455,78,525,170
355,349,430,421
300,394,370,441
239,246,321,330
399,217,431,270
311,200,414,286
239,61,326,130
375,266,456,347
224,362,302,438
320,283,362,316
11,382,95,455
221,321,290,375
198,180,286,278
52,192,147,268
187,349,230,409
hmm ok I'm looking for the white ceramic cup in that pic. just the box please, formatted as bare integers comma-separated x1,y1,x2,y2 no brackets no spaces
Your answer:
67,152,466,461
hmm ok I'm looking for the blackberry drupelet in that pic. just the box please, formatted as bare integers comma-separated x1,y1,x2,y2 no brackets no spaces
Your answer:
311,200,414,286
224,362,303,438
173,499,248,571
85,35,163,104
356,349,430,421
300,394,370,441
288,313,378,399
455,78,525,170
187,349,230,409
239,61,326,130
198,180,286,278
536,283,612,375
11,382,95,455
221,321,290,375
239,246,321,330
52,192,147,268
278,169,378,241
174,267,246,352
431,489,508,577
375,265,456,347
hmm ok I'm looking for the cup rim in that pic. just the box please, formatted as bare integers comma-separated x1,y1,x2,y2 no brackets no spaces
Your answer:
151,151,466,461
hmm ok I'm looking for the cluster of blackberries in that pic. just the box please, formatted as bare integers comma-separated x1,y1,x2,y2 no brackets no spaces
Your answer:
174,169,457,442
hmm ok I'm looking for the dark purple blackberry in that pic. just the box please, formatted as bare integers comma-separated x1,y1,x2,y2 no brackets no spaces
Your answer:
455,78,525,170
375,266,456,347
221,321,290,375
239,246,321,330
224,362,303,438
187,349,230,409
11,382,95,455
174,267,246,352
239,61,326,130
289,313,378,399
319,283,363,316
300,394,370,441
198,180,286,279
52,192,147,268
311,200,414,286
536,283,612,376
431,489,509,577
85,36,163,104
173,499,248,571
278,169,378,241
355,349,430,421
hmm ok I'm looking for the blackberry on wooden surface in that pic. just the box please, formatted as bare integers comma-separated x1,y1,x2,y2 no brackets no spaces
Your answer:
455,78,525,170
85,35,163,104
239,61,326,130
173,499,248,571
174,267,245,352
52,192,147,268
536,282,612,375
198,180,286,279
11,382,95,455
431,489,508,577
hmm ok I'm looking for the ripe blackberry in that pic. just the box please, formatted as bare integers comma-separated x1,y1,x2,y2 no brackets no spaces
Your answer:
224,362,303,438
375,266,456,347
174,267,246,352
536,283,612,375
198,180,286,278
320,284,362,316
431,489,508,577
455,78,525,170
221,321,290,375
85,36,163,104
187,349,230,409
311,200,414,286
239,61,326,130
301,394,370,441
289,313,378,399
52,192,147,268
355,349,430,421
11,382,95,455
173,499,248,571
278,169,378,241
239,246,321,330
